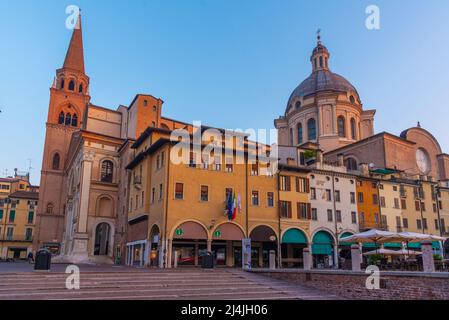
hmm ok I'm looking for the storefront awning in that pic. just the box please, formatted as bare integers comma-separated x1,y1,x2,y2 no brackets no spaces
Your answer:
312,231,333,255
339,232,354,246
282,229,307,244
407,241,440,249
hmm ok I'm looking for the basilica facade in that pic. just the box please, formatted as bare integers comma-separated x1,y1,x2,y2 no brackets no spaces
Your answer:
34,14,449,267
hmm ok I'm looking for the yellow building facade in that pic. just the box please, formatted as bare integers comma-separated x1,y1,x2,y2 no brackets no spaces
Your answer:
0,175,38,260
124,127,326,268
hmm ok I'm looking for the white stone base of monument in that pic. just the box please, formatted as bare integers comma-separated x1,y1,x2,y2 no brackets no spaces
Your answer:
269,250,276,269
351,244,362,271
303,248,312,270
173,251,178,268
421,242,435,273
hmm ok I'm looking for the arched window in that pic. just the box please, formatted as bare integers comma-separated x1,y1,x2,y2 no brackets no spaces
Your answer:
58,112,65,124
68,80,75,91
307,119,317,141
101,160,114,183
72,114,78,127
60,79,65,89
78,84,83,93
345,158,358,171
46,203,54,214
289,128,294,145
65,113,72,126
350,95,356,104
338,116,346,138
319,56,323,68
350,118,357,140
297,123,303,145
52,153,60,170
295,101,301,109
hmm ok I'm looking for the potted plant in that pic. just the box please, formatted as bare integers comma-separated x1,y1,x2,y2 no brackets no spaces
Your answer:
367,254,382,266
303,150,317,165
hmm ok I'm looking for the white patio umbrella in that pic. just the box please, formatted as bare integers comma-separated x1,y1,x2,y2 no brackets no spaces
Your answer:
398,232,446,257
398,232,446,243
363,248,422,256
340,229,409,255
340,229,404,244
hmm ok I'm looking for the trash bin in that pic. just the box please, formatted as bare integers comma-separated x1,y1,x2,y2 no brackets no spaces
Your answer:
34,249,51,271
201,252,214,269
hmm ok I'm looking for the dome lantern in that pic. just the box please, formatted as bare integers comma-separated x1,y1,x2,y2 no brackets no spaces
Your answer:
310,29,330,72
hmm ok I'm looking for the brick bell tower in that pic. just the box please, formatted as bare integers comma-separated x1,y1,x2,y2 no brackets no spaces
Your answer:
34,13,90,252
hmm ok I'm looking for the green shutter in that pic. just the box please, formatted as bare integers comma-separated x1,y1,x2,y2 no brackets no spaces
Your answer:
0,209,3,219
9,210,15,222
28,212,34,223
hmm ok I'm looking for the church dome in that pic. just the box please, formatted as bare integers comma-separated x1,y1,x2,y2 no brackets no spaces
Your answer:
285,34,360,113
286,70,358,111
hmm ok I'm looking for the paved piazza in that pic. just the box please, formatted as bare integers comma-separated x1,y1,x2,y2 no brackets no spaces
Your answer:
0,263,341,300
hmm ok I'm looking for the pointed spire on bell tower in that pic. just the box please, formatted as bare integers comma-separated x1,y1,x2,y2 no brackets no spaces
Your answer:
63,11,85,73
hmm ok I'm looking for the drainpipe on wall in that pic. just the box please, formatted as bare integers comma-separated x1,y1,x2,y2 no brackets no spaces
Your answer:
331,171,339,269
163,145,171,268
376,181,383,231
433,184,444,259
276,171,282,269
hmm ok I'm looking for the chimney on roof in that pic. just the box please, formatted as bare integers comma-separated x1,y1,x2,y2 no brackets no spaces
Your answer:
316,149,323,164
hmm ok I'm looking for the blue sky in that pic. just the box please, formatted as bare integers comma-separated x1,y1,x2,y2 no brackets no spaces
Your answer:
1,0,449,185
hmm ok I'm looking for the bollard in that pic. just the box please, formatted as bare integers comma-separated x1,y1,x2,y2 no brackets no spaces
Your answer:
421,242,435,273
351,244,362,272
269,250,276,269
173,251,178,269
303,248,312,270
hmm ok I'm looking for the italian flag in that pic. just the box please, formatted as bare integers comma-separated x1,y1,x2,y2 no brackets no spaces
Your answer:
231,192,241,221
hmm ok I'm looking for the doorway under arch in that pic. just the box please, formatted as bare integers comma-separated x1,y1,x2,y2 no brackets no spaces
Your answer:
94,223,111,256
250,225,278,268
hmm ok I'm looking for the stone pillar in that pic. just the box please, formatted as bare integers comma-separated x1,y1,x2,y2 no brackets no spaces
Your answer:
226,241,233,267
351,244,362,272
422,241,435,273
173,250,178,269
207,239,212,252
194,242,199,266
130,246,134,266
167,239,173,269
159,239,166,268
269,250,276,269
77,152,94,234
140,243,144,267
303,247,312,270
333,244,339,269
70,151,94,263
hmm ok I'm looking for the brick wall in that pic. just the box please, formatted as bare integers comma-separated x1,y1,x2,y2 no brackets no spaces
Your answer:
252,269,449,300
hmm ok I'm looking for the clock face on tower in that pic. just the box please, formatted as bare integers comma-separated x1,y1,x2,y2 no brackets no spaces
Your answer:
416,148,431,174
